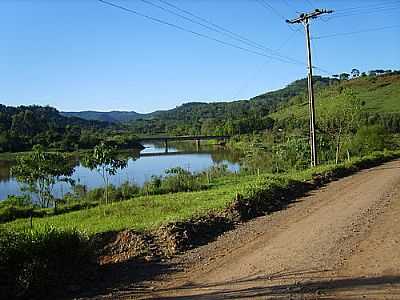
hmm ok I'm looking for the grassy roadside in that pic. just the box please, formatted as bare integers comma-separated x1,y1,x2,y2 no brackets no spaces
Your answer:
1,175,248,234
3,150,400,235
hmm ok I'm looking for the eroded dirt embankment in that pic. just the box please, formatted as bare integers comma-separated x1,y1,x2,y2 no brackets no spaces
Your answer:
82,159,400,300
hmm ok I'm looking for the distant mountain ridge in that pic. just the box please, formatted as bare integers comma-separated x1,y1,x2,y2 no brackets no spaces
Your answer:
61,110,149,123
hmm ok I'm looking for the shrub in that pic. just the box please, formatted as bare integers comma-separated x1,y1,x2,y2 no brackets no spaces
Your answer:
350,125,390,156
0,195,32,208
116,181,140,200
142,175,162,195
161,167,204,193
0,196,45,224
0,227,94,299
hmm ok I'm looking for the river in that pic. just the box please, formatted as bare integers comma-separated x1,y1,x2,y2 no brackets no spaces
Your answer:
0,143,242,201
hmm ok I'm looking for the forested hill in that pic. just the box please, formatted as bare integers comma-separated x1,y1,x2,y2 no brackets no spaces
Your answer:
61,110,147,123
128,76,338,135
0,105,110,152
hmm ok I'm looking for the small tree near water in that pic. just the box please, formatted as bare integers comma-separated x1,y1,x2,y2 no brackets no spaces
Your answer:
318,89,362,163
11,145,74,210
82,142,127,205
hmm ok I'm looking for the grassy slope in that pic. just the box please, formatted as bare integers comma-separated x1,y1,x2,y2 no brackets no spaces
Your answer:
271,74,400,121
4,150,400,235
2,175,250,234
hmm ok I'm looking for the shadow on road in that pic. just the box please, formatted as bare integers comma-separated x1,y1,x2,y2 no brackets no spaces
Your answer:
68,260,180,299
153,271,400,299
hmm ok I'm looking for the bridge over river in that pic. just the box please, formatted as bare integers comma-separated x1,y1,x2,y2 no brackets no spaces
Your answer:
137,135,230,153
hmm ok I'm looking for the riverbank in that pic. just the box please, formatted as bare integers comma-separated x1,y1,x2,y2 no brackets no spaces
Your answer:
4,150,400,236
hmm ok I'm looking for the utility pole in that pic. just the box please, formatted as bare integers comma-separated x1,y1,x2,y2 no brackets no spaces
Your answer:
286,9,333,167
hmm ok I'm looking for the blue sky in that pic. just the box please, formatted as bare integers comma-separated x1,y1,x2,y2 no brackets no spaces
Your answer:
1,0,399,113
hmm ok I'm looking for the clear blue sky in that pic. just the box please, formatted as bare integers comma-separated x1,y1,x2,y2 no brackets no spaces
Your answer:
1,0,399,113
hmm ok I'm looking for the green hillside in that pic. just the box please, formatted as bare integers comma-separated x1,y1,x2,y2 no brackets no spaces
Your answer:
128,76,338,135
271,73,400,125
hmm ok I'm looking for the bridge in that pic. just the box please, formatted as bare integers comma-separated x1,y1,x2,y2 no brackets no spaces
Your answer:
137,135,230,153
139,150,210,157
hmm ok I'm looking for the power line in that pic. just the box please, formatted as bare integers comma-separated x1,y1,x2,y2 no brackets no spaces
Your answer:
318,2,400,22
231,30,299,100
96,0,304,65
312,25,400,40
256,0,300,33
139,0,302,64
335,1,400,13
259,0,287,20
330,5,400,18
305,0,315,9
281,0,294,10
157,0,278,54
334,7,400,17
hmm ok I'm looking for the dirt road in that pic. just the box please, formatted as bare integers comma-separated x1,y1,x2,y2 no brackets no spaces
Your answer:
94,160,400,299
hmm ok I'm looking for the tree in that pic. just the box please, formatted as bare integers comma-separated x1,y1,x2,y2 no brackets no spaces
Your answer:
11,145,74,210
318,89,362,163
351,68,360,78
82,142,127,205
350,125,388,156
339,73,350,80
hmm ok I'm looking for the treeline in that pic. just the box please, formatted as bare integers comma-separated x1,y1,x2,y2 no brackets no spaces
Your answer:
0,105,140,153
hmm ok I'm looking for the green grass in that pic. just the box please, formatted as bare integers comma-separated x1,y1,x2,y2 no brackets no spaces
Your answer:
4,150,400,236
2,174,252,234
271,74,400,121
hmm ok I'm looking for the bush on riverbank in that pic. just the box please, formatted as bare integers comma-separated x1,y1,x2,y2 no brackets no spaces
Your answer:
0,227,95,300
142,167,208,195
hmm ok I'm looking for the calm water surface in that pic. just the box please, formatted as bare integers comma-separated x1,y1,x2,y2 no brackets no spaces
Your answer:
0,143,242,200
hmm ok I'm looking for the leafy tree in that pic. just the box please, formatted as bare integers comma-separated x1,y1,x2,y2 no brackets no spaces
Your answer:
339,73,350,80
272,136,309,172
82,142,127,205
350,125,389,156
318,89,362,163
11,145,74,210
351,68,360,78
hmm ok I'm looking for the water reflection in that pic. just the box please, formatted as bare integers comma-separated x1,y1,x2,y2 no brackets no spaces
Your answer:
0,160,13,183
0,143,242,200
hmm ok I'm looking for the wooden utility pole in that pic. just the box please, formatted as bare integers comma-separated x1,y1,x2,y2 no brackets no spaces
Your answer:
286,9,333,167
